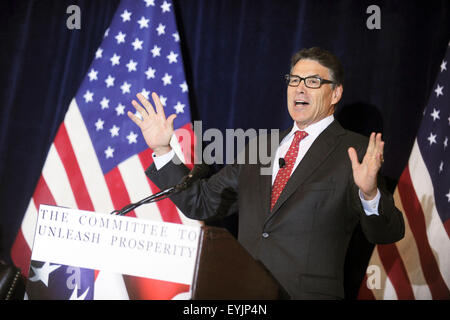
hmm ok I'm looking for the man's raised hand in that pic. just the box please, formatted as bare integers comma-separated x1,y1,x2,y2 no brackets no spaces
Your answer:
348,132,385,200
127,92,176,156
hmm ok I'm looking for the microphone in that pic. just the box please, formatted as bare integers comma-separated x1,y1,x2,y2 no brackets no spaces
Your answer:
112,163,210,216
279,157,286,169
175,163,211,191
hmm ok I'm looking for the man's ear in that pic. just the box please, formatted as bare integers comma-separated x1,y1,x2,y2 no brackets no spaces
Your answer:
331,85,343,105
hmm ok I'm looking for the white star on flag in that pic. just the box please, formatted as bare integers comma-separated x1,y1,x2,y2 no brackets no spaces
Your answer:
145,66,156,79
167,51,178,64
134,110,143,120
174,101,185,114
131,38,144,50
144,0,155,7
435,84,444,97
140,88,150,99
100,97,110,109
110,125,120,137
105,75,115,87
161,1,171,13
156,23,166,35
151,45,161,57
115,31,126,44
120,9,132,22
110,53,121,66
162,73,172,86
430,108,440,121
95,118,104,131
104,146,114,158
126,131,138,144
116,103,125,116
441,60,447,72
120,81,131,94
137,16,149,29
180,81,188,93
126,59,138,72
88,69,98,81
427,132,437,145
95,48,103,59
83,90,93,103
69,284,90,300
29,262,61,287
159,95,167,106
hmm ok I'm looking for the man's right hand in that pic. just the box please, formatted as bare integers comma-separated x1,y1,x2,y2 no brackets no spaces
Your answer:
127,92,176,156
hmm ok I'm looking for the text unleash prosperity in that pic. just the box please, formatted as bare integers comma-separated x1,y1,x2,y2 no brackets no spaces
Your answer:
37,208,196,258
31,205,201,285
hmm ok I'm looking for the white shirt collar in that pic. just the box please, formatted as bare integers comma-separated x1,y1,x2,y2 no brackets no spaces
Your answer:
282,115,335,144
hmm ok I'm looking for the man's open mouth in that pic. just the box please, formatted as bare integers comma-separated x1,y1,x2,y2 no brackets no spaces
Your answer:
295,100,309,106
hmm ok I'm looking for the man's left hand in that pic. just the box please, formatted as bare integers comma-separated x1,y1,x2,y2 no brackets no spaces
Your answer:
348,132,384,200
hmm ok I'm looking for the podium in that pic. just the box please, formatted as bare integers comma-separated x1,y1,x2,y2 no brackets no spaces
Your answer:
192,226,288,299
26,205,288,299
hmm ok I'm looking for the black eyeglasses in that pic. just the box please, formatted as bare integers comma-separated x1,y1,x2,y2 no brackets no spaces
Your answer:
284,74,334,89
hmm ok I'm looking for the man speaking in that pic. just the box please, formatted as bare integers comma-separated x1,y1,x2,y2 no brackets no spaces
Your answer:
127,47,404,299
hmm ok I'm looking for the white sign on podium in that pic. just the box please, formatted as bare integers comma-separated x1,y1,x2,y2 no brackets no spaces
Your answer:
26,205,201,300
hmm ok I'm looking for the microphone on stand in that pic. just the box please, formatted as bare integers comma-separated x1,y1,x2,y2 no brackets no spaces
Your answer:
279,157,286,169
111,163,211,216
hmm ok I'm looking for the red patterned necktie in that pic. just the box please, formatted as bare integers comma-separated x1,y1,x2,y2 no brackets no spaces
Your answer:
270,130,308,211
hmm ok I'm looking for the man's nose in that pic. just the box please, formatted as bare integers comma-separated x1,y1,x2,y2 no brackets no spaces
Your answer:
296,80,307,93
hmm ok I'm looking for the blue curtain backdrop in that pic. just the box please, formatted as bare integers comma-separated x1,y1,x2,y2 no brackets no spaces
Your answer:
0,0,449,299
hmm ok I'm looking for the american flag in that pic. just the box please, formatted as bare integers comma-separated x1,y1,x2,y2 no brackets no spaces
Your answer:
26,261,95,300
358,43,450,299
11,0,199,299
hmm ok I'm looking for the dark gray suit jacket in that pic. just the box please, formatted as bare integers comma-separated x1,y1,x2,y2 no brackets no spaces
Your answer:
146,120,404,299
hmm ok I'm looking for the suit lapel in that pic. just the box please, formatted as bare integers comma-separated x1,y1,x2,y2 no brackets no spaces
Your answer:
268,120,346,217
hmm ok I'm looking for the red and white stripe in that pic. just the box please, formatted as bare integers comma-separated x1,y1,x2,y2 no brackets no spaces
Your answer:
359,140,450,299
11,98,201,299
